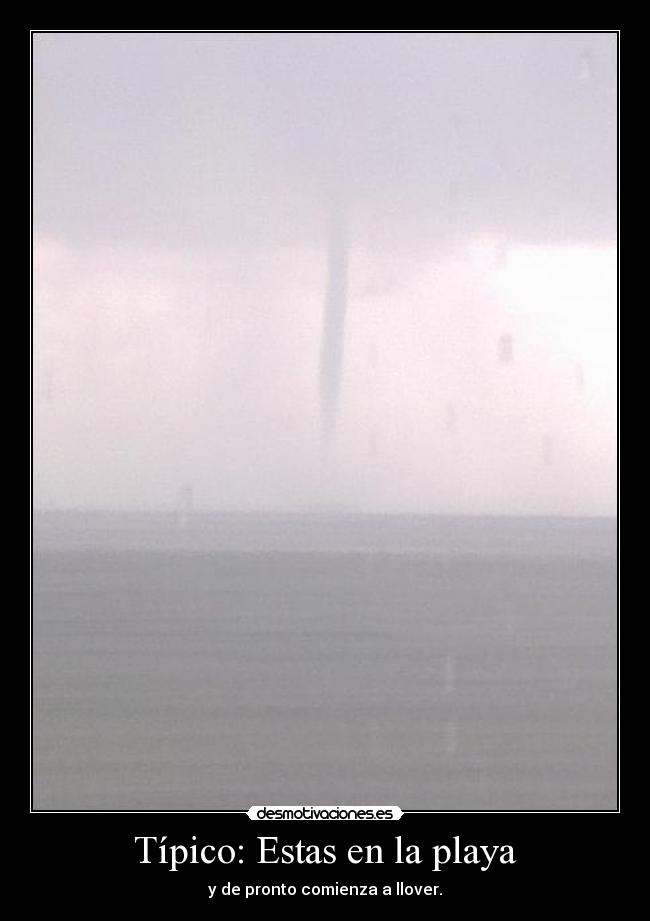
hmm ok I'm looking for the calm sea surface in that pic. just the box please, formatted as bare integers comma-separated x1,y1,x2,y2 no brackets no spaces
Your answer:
33,512,617,810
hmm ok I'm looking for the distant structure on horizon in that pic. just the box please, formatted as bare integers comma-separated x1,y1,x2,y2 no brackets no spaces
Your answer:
177,484,194,528
319,205,349,444
498,333,514,365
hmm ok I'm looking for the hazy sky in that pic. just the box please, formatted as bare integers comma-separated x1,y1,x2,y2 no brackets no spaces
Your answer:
33,32,617,515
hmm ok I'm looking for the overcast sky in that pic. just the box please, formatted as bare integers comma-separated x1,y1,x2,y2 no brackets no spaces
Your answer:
33,32,617,515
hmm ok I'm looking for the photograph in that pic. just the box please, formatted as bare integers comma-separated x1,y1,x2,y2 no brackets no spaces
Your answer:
32,31,617,813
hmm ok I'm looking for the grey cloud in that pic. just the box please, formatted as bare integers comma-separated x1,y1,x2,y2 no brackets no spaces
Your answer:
34,32,616,250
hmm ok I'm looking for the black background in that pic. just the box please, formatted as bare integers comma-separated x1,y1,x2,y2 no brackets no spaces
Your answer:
24,811,622,904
